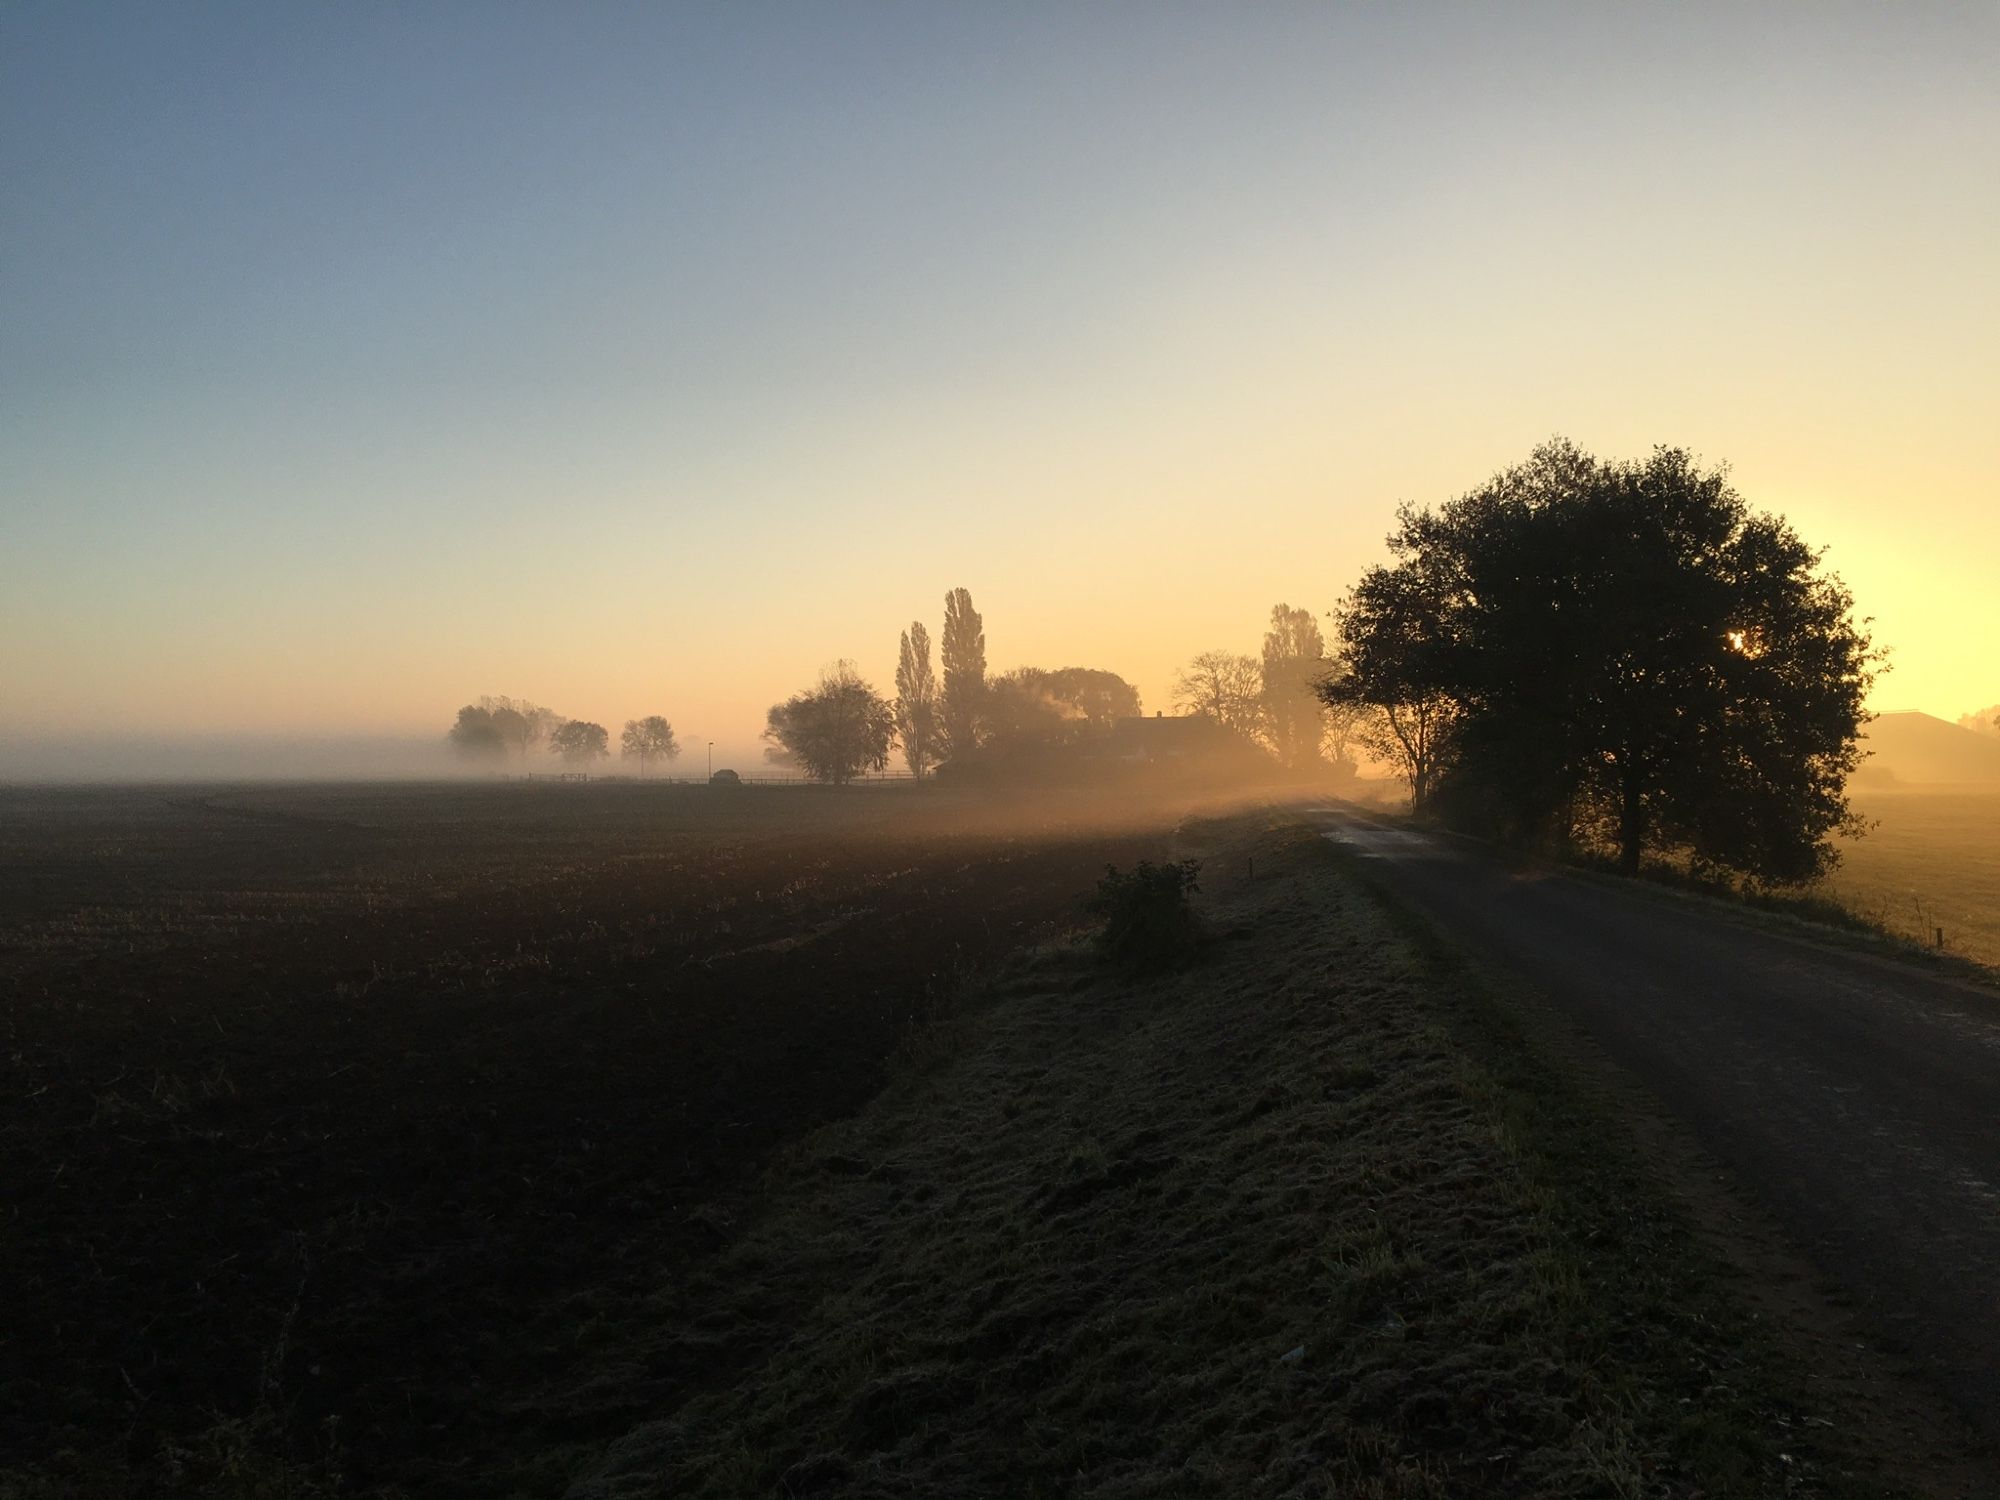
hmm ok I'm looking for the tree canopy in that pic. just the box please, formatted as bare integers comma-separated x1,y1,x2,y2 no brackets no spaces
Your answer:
983,666,1142,751
477,696,559,759
763,661,895,785
447,705,508,762
1328,440,1876,884
620,716,680,774
549,719,610,766
450,697,559,763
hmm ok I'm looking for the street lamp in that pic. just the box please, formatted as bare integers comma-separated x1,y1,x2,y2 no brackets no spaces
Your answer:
707,741,713,781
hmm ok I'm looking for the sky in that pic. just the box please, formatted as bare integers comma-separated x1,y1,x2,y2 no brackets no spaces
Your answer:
3,2,1995,776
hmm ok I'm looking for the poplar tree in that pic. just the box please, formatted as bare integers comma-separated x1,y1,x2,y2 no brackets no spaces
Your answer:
894,623,940,777
939,587,986,762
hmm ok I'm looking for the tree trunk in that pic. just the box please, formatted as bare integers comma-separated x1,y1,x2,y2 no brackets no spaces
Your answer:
1618,760,1644,875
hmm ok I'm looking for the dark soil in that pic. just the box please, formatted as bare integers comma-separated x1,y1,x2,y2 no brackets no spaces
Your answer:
0,783,1170,1496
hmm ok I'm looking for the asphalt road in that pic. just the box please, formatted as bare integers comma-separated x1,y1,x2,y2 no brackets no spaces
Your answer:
1313,804,2000,1447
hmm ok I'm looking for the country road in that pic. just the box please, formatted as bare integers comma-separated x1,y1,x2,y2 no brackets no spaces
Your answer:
1312,803,2000,1454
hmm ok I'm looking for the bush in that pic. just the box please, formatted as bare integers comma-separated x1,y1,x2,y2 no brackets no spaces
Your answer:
1086,859,1202,971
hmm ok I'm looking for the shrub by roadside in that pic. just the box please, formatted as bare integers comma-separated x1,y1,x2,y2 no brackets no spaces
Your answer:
1085,858,1203,971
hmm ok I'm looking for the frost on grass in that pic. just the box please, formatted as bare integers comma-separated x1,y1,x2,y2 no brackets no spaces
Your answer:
567,826,1769,1499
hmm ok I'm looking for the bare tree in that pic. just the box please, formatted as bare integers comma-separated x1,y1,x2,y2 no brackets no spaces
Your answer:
1316,662,1374,771
940,587,986,762
894,623,940,778
1173,651,1263,738
621,716,681,776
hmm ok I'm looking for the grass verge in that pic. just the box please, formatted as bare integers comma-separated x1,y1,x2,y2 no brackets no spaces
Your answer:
559,811,1920,1498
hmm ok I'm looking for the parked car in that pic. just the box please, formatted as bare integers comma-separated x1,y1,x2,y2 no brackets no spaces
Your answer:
709,768,741,786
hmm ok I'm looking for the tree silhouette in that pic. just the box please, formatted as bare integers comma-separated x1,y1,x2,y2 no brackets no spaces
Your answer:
1035,667,1140,722
620,716,680,776
549,719,610,767
1173,651,1263,739
447,705,507,762
940,587,986,763
1331,440,1876,882
1260,604,1328,770
894,623,940,778
1325,559,1462,812
763,661,895,785
1315,661,1373,773
477,696,559,759
983,667,1142,751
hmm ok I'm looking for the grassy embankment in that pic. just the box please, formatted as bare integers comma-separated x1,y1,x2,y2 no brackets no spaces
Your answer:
556,810,1917,1498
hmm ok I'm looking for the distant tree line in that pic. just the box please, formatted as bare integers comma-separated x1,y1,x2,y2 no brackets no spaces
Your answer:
445,437,1876,877
448,696,680,775
451,587,1351,792
1322,439,1877,884
761,588,1160,784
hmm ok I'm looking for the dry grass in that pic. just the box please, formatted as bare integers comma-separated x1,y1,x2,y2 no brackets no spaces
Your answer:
1824,790,2000,967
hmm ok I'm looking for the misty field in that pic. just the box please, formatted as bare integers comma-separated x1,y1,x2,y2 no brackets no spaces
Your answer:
1826,790,2000,968
0,782,1172,1497
0,783,1964,1498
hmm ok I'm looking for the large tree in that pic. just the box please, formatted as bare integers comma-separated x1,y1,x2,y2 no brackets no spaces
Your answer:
764,661,895,785
549,719,610,767
620,716,680,776
893,623,940,778
1260,604,1328,770
984,667,1142,750
939,587,986,762
1173,651,1264,739
477,696,560,760
1330,440,1877,883
1037,667,1141,722
447,705,507,762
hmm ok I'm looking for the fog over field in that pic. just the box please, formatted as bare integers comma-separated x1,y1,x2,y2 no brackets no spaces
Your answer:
6,5,1999,1497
